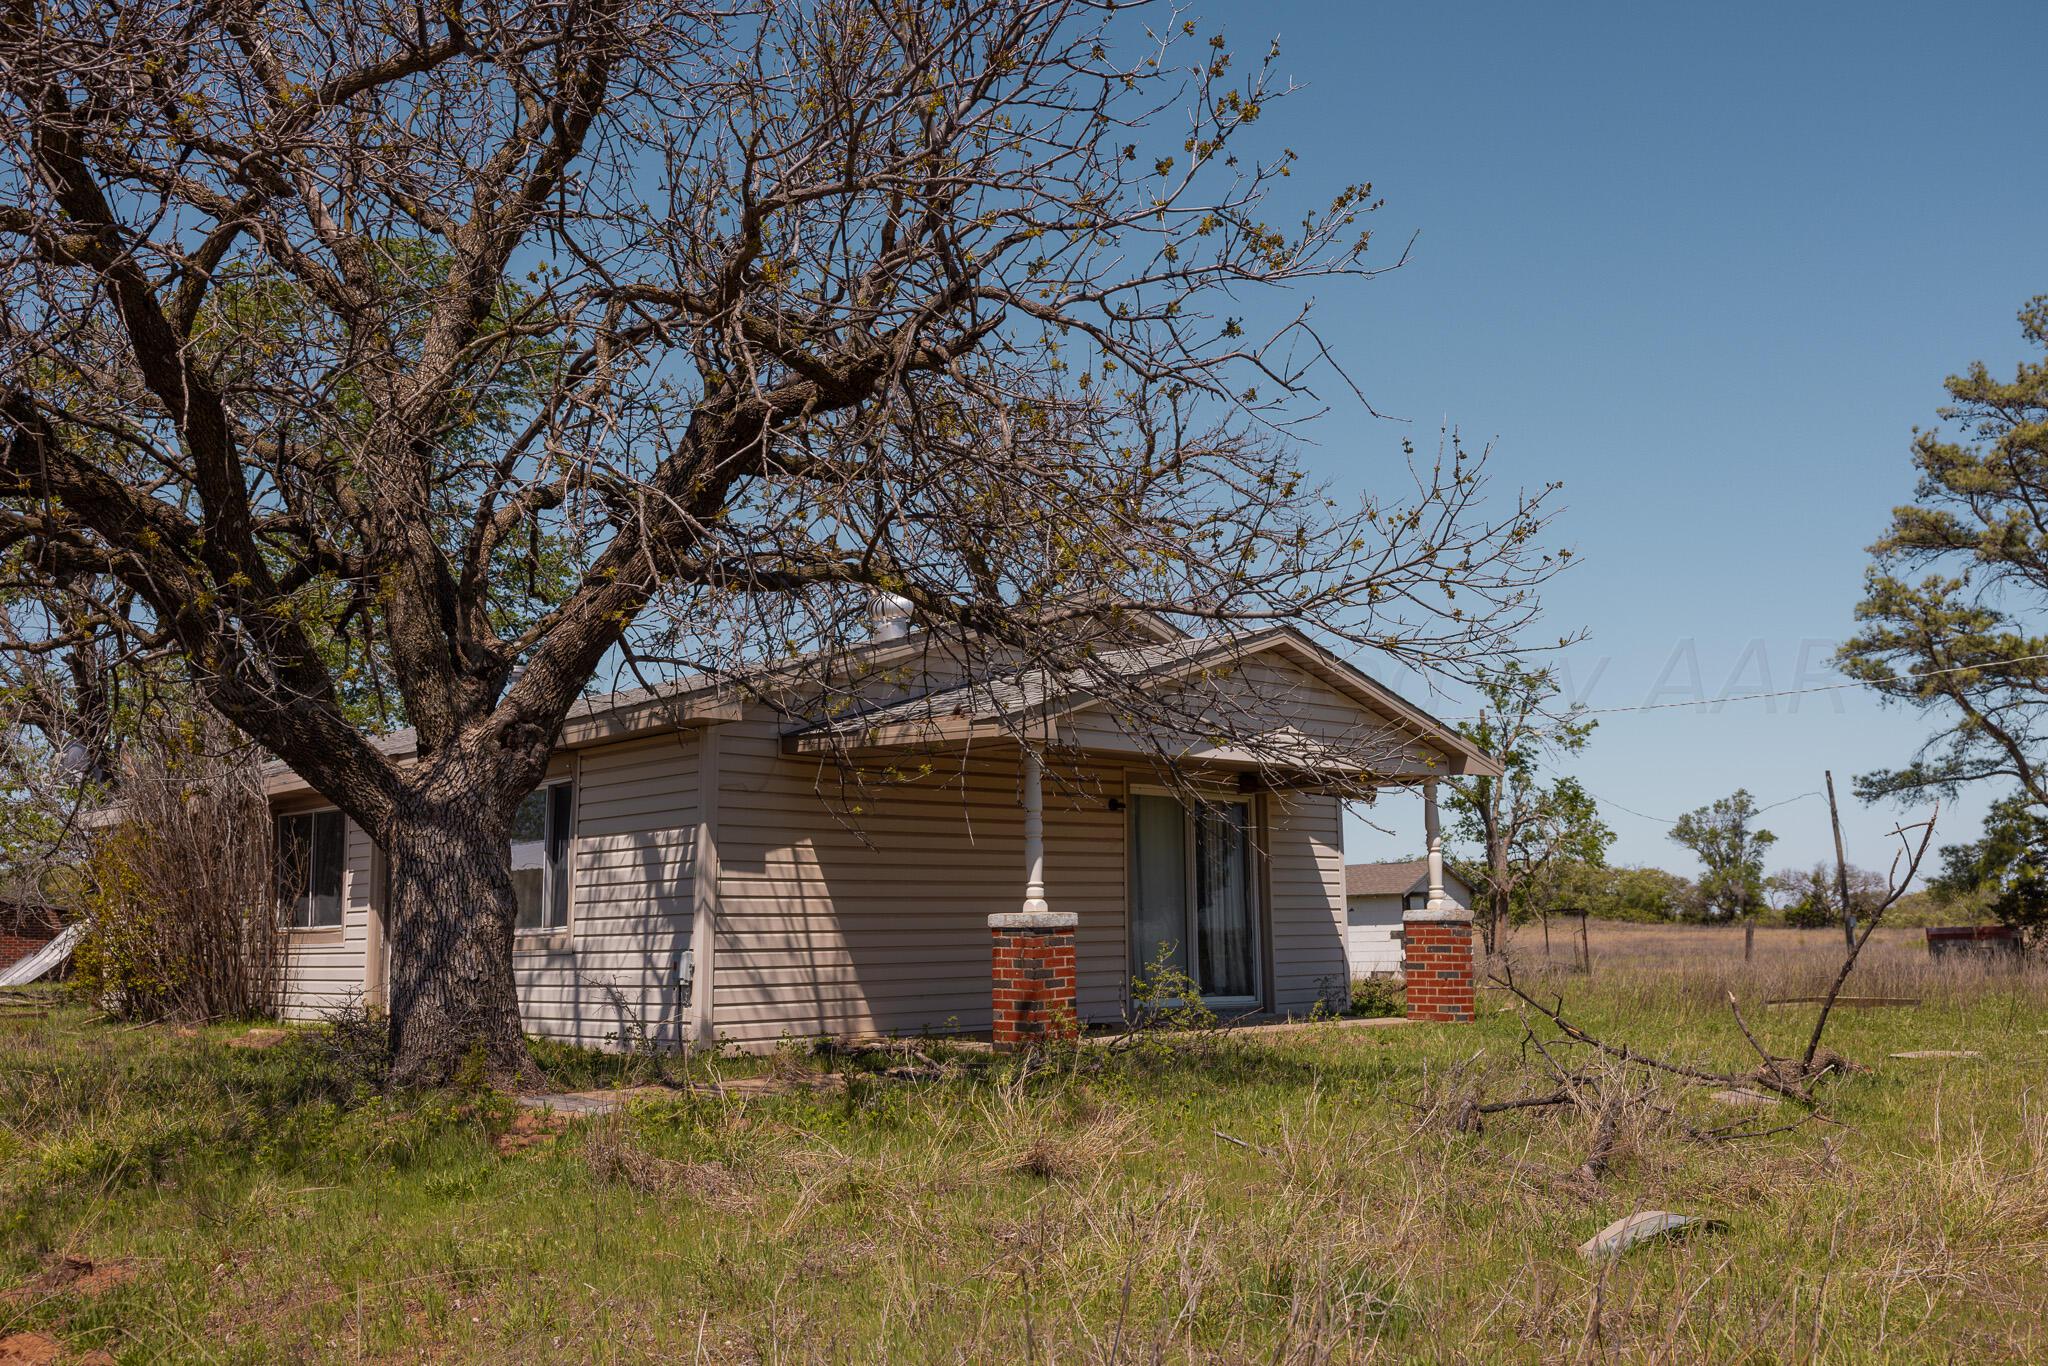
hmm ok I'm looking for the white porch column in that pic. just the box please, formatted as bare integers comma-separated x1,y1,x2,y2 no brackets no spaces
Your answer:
991,743,1076,1049
1021,747,1049,916
1408,777,1470,924
1423,777,1447,913
1404,775,1475,1022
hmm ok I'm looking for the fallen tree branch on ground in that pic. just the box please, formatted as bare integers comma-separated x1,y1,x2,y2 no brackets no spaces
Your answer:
1431,807,1934,1198
1492,968,1818,1104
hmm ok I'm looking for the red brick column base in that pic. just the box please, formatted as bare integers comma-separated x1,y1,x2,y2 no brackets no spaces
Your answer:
1402,918,1475,1023
989,911,1079,1050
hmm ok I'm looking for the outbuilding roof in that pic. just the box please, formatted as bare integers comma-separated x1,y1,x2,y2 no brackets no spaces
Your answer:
1344,859,1475,899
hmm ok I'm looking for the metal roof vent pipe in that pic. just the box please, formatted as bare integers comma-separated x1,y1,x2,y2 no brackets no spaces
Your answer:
867,592,916,642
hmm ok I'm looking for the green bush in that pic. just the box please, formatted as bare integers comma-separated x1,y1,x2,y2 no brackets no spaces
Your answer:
1126,944,1215,1032
1348,977,1406,1018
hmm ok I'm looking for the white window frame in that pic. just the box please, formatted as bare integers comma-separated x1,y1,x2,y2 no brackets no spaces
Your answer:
511,778,576,937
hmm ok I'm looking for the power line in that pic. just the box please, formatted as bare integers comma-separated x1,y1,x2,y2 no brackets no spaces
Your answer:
1566,650,2048,719
1569,784,1824,828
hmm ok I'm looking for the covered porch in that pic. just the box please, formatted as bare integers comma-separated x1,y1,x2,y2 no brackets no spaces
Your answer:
779,629,1496,1044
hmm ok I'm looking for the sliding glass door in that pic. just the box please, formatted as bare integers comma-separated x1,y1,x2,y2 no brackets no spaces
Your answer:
1129,792,1261,1005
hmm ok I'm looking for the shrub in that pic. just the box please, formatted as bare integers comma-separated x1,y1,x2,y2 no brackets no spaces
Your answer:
1349,976,1406,1017
1126,944,1215,1033
1781,898,1838,930
65,714,281,1021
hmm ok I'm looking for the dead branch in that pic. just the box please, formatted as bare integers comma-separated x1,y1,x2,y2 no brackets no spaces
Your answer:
1799,806,1940,1072
1725,990,1776,1069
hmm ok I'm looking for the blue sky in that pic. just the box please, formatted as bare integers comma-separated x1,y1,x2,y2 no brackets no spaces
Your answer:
1236,2,2047,876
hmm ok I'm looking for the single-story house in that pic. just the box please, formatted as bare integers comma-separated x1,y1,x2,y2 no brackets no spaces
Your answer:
266,620,1494,1048
1343,860,1475,978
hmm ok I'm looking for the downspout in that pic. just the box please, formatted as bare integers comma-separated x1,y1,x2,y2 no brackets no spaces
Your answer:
365,842,389,1010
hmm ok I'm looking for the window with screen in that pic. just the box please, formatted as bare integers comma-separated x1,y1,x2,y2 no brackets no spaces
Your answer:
276,810,345,929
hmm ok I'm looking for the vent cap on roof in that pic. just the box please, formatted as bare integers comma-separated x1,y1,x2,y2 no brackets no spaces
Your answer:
868,593,916,642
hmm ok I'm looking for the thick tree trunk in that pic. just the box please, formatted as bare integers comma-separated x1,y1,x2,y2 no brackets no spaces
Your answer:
384,795,539,1090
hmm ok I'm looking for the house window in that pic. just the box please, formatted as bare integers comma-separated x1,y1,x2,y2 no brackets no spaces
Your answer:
276,810,345,930
1128,792,1260,1002
511,782,574,933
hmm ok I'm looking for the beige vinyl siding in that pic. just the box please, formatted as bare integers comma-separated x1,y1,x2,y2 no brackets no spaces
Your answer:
275,733,706,1047
714,723,1133,1046
513,732,699,1050
278,815,375,1021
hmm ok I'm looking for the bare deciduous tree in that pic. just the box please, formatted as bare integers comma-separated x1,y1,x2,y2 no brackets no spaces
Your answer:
0,0,1564,1084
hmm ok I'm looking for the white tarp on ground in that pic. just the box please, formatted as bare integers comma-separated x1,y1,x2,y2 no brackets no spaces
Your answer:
0,920,84,987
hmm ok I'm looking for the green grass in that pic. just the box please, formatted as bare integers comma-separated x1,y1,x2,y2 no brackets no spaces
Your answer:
2,969,2046,1363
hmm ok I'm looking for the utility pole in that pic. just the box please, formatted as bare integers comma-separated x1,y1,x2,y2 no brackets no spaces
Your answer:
1736,803,1756,962
1825,770,1856,951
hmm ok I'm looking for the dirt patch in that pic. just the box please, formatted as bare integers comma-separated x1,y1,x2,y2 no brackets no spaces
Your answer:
0,1256,133,1308
0,1335,59,1366
224,1027,288,1050
495,1108,573,1155
0,1333,107,1366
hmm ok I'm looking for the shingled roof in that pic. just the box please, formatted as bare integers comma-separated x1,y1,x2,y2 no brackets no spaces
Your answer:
1344,860,1473,899
785,625,1498,779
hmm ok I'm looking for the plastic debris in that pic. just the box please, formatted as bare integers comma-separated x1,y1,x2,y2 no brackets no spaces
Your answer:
1578,1210,1721,1261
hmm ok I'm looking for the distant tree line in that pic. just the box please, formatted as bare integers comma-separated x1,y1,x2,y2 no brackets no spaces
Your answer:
1518,857,1967,930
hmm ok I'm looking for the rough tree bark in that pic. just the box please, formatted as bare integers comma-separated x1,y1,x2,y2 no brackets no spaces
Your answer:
384,794,533,1089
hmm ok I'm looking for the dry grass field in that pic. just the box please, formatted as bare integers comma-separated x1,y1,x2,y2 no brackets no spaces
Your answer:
2,925,2045,1364
1500,918,2024,1007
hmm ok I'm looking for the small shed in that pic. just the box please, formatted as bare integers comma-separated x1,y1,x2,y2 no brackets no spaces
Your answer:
1925,924,2021,958
1343,860,1474,978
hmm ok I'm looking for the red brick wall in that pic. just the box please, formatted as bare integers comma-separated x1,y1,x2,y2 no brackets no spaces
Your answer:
991,923,1078,1049
1402,920,1474,1023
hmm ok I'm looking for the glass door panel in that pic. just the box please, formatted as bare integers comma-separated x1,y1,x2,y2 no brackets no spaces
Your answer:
1129,792,1259,1003
1129,794,1190,979
1194,801,1256,999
